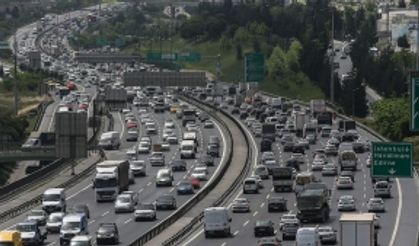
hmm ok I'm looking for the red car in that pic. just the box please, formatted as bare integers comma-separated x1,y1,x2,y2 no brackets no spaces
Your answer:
190,177,200,189
78,103,88,110
126,120,138,129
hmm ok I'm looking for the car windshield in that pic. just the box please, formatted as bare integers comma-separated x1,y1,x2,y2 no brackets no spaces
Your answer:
117,196,131,203
158,195,173,202
139,204,154,210
17,224,36,232
179,181,191,186
48,214,63,222
132,162,144,167
61,221,80,230
43,194,61,201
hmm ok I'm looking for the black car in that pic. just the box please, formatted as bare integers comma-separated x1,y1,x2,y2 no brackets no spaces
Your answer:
171,160,187,171
283,142,294,152
240,112,249,120
202,155,214,166
155,194,177,210
254,220,275,237
231,108,240,114
267,197,287,212
292,144,305,154
70,204,90,218
199,113,209,122
352,142,365,153
286,158,300,172
96,223,119,245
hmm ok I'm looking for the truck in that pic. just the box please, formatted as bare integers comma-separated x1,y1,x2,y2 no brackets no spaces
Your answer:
262,124,276,142
16,221,47,246
339,213,377,246
338,120,356,132
0,231,22,246
310,99,326,118
98,131,120,150
182,109,196,126
339,150,358,171
295,112,310,137
94,160,129,202
296,188,330,223
272,167,293,192
234,94,244,107
316,111,333,126
303,122,317,139
204,207,231,238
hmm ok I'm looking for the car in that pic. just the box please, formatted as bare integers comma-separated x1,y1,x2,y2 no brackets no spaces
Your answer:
318,226,337,244
164,120,175,129
336,176,354,189
311,154,327,171
321,164,337,176
126,120,138,129
337,195,356,211
121,191,138,206
96,223,119,245
69,204,90,218
267,196,287,212
340,170,355,182
134,203,157,221
70,235,93,246
290,153,305,164
191,166,209,181
325,143,338,156
352,141,365,153
186,122,199,132
114,194,135,213
171,160,187,171
281,220,299,240
327,137,340,148
137,141,151,154
254,220,275,237
231,198,250,213
257,237,282,246
145,124,157,135
177,180,195,195
297,138,310,149
149,152,165,166
202,155,215,166
46,212,65,233
204,120,214,128
161,141,170,151
162,128,175,140
279,214,299,230
167,135,178,144
254,165,269,179
305,133,316,144
283,142,294,152
26,209,48,226
155,194,177,210
190,177,201,189
367,197,385,212
130,160,146,176
250,174,264,188
16,221,47,246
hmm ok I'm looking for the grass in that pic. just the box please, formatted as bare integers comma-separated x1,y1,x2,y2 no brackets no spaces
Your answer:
123,36,324,101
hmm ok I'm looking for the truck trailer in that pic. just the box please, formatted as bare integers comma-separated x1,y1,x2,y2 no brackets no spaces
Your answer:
339,213,377,246
94,160,129,202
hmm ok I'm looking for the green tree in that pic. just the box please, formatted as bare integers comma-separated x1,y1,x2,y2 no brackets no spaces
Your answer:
236,44,243,60
267,44,288,79
286,40,302,72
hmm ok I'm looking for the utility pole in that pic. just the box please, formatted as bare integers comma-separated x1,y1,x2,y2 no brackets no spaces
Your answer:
416,3,419,70
330,7,335,104
13,22,18,116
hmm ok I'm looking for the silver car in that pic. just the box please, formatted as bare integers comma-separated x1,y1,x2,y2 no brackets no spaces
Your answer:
367,198,385,212
337,195,356,211
130,160,146,176
231,198,250,213
318,226,337,244
46,212,65,233
149,152,165,166
114,194,135,213
26,209,48,226
134,203,156,221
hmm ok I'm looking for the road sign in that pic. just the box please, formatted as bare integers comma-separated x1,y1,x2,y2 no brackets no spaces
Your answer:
178,52,201,62
410,71,419,131
245,52,264,82
372,142,412,178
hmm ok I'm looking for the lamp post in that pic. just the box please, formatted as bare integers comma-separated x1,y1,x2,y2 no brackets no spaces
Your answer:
330,4,335,104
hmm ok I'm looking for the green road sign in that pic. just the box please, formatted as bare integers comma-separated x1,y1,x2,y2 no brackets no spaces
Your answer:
178,52,201,62
245,53,264,82
410,71,419,131
96,37,108,46
114,38,125,48
372,142,412,178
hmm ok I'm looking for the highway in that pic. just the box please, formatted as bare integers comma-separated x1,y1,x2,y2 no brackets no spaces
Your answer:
179,95,419,246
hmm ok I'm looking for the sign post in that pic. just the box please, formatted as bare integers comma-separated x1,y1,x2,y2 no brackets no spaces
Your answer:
410,71,419,131
244,53,264,83
372,142,413,178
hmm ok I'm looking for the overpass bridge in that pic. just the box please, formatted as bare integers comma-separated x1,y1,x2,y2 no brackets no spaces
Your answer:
0,147,56,162
73,52,142,63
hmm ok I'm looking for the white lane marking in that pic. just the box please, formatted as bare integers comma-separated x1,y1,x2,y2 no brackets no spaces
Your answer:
68,184,92,199
102,211,109,216
138,188,144,193
124,218,132,224
389,178,403,246
220,243,226,246
118,113,125,139
233,230,239,236
243,220,249,227
88,219,95,225
169,187,175,192
260,202,265,208
363,193,366,199
253,211,258,217
47,242,56,246
147,182,152,186
266,194,270,199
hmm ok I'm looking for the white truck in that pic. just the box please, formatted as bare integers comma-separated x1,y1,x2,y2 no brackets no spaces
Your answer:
339,213,376,246
183,131,198,146
295,112,310,137
180,140,196,159
204,207,231,238
338,150,358,171
98,131,120,150
94,160,129,202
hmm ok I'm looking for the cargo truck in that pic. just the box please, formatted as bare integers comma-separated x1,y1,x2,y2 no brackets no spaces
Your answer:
296,188,330,223
94,160,129,202
339,150,358,171
295,112,309,137
338,120,356,132
262,124,276,142
310,99,326,118
339,213,377,246
0,231,22,246
272,167,293,192
182,109,196,126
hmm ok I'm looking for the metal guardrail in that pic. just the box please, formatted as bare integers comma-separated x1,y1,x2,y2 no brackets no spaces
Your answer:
32,100,54,132
160,96,255,246
128,95,253,246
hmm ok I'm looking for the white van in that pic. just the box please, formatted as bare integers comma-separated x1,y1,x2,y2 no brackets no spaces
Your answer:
98,131,120,150
42,188,66,213
180,140,196,159
296,227,320,246
155,168,173,186
374,181,391,198
60,214,88,245
243,177,259,194
204,207,231,238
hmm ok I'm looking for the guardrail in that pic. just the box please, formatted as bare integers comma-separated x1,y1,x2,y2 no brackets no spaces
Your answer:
160,95,255,246
32,99,54,132
127,96,235,245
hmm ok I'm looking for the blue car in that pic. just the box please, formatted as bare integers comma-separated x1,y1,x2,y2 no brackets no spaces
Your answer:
176,180,194,195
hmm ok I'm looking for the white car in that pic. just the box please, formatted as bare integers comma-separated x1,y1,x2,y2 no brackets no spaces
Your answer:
231,198,250,213
203,120,214,128
186,123,199,132
367,198,385,212
311,154,327,171
114,194,135,213
161,141,170,151
164,120,175,129
167,136,178,144
290,153,305,164
336,176,354,189
46,212,65,233
137,141,150,154
191,167,209,181
279,214,299,230
337,195,356,211
162,128,175,140
318,226,337,244
134,203,156,221
121,191,139,205
130,160,146,176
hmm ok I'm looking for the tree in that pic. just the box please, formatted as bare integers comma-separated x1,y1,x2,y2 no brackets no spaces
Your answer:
397,35,410,49
267,44,288,79
11,6,19,19
236,44,243,60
